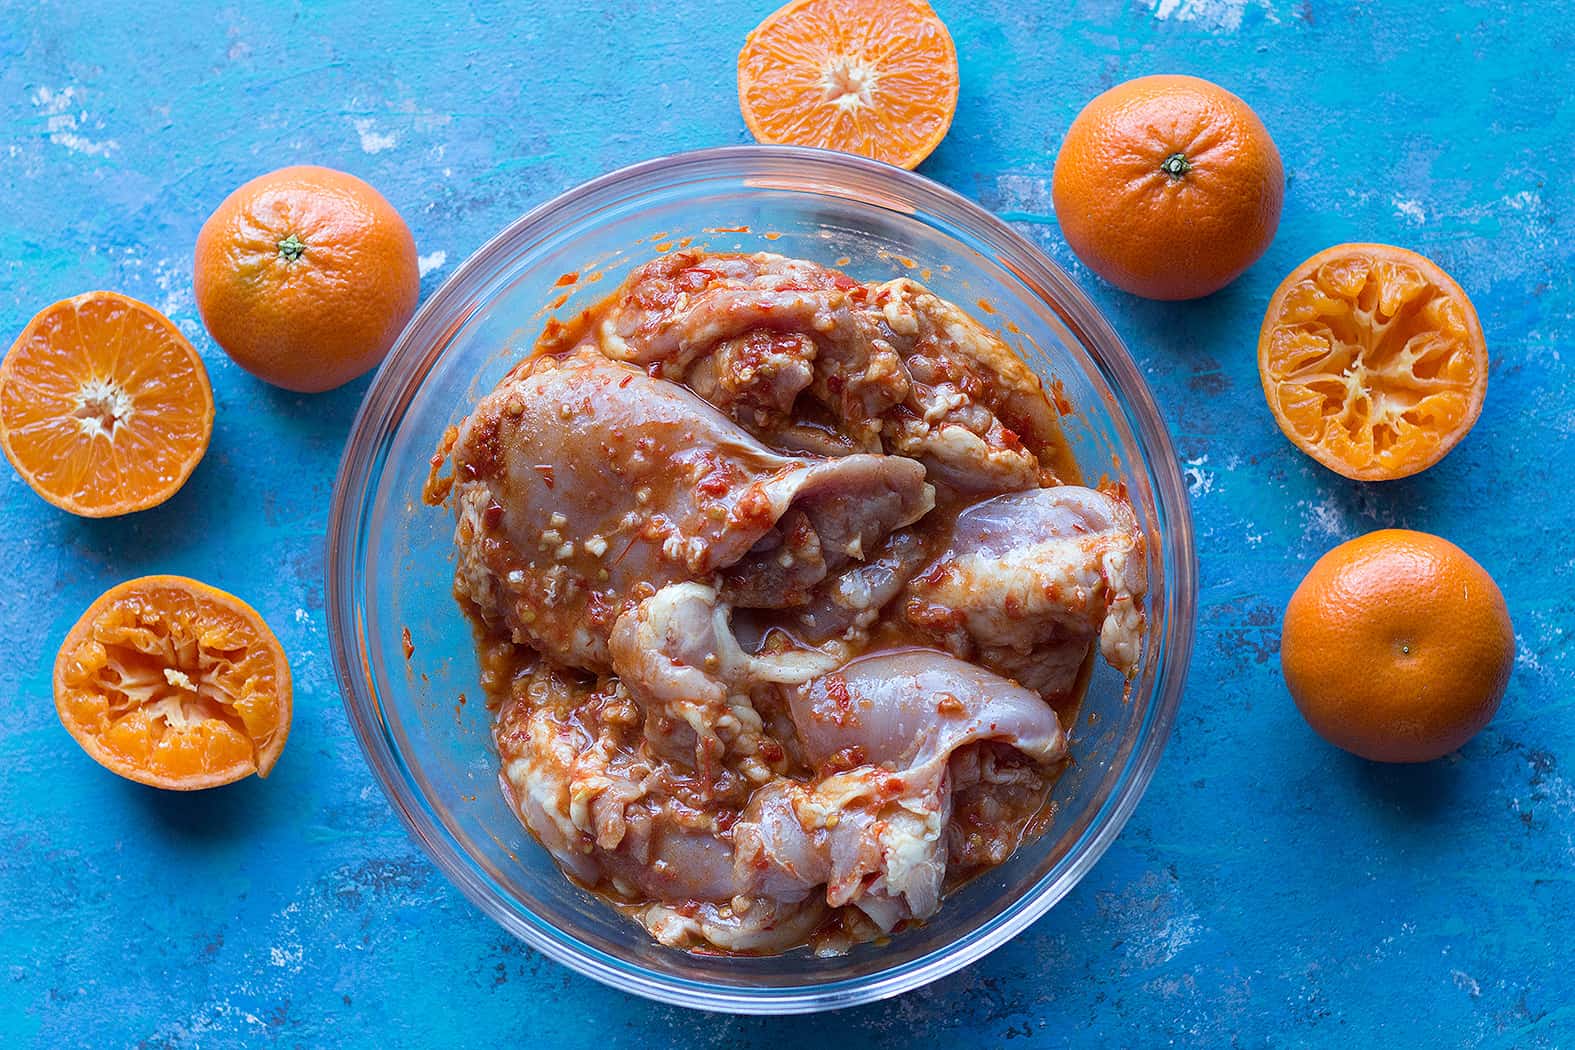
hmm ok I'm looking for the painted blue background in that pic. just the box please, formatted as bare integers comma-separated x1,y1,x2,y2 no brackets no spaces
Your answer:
1,0,1569,1045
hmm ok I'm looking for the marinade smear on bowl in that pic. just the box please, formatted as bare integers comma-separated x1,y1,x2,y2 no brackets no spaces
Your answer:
426,249,1147,955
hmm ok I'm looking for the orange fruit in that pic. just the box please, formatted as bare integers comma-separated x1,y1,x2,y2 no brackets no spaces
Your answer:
54,576,292,790
1259,243,1488,481
193,165,419,393
1051,74,1284,300
0,291,213,518
1281,530,1513,764
737,0,959,170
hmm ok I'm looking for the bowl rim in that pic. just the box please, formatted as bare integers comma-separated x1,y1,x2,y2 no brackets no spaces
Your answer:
327,143,1196,1014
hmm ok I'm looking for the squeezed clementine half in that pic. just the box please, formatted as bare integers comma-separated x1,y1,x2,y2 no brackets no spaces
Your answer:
0,291,213,517
738,0,958,170
1259,243,1488,481
1282,530,1513,763
1052,75,1283,300
193,165,419,393
54,576,292,790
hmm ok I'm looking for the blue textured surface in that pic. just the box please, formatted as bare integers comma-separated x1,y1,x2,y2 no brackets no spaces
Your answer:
2,1,1570,1046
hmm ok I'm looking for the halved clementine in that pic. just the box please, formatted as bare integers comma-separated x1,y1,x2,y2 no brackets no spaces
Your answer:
0,291,214,517
54,576,292,790
1259,244,1488,481
737,0,959,170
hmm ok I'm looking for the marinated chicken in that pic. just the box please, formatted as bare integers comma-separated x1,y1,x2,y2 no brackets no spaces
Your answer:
431,250,1147,954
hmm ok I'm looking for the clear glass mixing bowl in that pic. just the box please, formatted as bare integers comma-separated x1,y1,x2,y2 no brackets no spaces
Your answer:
327,145,1195,1014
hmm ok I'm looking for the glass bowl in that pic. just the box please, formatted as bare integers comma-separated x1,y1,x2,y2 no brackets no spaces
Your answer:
327,145,1195,1014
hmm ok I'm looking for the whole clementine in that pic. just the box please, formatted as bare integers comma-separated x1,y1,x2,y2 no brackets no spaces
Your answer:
1052,74,1283,301
1281,530,1513,763
193,165,419,393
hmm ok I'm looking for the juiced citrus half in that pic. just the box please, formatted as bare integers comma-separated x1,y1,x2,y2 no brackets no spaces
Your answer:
1258,244,1488,481
737,0,958,169
0,291,213,517
54,576,292,790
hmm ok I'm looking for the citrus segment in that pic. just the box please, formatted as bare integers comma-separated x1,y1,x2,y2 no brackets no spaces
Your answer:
1259,244,1487,480
0,292,213,517
54,576,292,790
738,0,959,169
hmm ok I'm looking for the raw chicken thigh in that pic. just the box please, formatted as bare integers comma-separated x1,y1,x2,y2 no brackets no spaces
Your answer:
435,251,1149,955
734,650,1067,931
903,486,1147,700
575,249,1072,494
450,348,933,668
